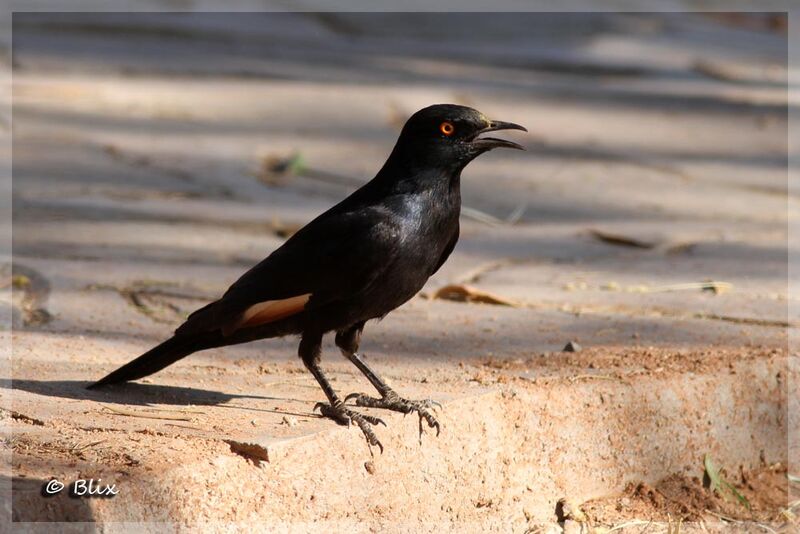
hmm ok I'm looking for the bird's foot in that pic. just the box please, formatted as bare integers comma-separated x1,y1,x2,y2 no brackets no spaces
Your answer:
345,390,441,443
314,401,385,455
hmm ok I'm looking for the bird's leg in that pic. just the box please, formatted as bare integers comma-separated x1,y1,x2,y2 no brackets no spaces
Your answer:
298,332,385,454
335,326,441,442
343,351,441,440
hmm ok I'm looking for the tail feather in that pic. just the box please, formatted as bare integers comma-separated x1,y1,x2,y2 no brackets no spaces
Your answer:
87,335,204,389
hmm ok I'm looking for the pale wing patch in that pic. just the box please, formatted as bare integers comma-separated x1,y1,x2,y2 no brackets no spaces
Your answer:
223,293,311,335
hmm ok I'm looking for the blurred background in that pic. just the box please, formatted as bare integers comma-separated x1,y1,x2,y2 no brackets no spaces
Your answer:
10,11,789,352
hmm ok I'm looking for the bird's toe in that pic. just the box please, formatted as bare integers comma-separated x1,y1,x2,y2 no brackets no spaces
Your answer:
316,401,386,454
343,391,443,442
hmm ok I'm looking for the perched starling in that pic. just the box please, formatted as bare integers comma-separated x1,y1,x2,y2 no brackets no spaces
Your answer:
89,104,526,453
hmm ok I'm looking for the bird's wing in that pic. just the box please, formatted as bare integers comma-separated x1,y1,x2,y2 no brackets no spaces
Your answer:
431,225,459,276
176,206,400,336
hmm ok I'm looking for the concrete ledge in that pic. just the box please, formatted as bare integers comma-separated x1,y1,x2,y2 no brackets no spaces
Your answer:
9,351,787,530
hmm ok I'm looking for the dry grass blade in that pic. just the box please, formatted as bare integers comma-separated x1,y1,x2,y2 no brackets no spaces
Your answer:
461,206,504,226
781,499,800,525
102,405,193,422
704,454,751,510
704,508,740,522
666,513,682,534
461,203,527,226
504,203,527,224
753,523,779,534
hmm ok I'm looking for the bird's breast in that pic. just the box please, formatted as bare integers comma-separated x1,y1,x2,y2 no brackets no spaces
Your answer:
365,192,459,307
394,191,457,249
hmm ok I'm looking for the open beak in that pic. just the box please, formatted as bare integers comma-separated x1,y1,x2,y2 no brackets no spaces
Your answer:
469,120,527,151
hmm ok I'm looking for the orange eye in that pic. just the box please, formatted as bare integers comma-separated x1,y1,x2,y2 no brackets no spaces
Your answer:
440,121,455,136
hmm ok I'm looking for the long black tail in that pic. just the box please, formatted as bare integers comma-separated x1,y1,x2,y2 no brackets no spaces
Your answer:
87,334,212,389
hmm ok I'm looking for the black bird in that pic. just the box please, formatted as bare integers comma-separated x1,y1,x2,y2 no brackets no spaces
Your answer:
88,104,526,452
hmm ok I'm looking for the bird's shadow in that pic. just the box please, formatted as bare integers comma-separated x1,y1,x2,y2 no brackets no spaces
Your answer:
5,378,275,407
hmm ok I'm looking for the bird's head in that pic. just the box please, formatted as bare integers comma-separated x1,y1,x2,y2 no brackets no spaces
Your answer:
392,104,527,171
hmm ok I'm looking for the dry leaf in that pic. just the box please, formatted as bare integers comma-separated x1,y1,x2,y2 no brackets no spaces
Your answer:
589,229,655,249
432,284,520,307
257,152,306,186
692,60,741,82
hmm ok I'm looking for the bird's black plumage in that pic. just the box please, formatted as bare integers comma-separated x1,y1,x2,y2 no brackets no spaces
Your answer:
89,104,526,452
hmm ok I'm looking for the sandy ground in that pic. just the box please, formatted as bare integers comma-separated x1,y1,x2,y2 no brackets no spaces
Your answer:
4,11,797,532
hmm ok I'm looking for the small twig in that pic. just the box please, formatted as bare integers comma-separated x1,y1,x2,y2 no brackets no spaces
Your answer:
454,259,515,285
102,405,192,422
693,312,791,328
144,405,206,415
643,281,732,294
164,422,206,431
5,409,46,426
567,374,624,383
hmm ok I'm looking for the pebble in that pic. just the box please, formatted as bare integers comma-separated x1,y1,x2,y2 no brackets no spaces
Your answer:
281,415,298,427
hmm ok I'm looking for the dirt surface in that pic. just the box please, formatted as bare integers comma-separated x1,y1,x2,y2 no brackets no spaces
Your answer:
581,463,793,525
7,343,791,529
4,9,795,532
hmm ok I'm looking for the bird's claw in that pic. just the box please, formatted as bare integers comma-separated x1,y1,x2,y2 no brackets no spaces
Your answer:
346,391,442,444
314,401,384,455
344,391,364,404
